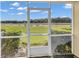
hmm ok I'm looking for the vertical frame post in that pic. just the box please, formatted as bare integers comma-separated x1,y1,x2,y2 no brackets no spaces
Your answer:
27,2,30,57
0,23,1,58
48,2,52,57
71,2,74,54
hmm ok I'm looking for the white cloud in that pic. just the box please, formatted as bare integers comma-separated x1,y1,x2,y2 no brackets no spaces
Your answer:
64,4,72,9
12,2,20,7
0,9,8,12
43,11,48,14
10,7,14,9
30,10,41,13
17,12,24,15
24,7,27,9
33,6,37,8
60,16,68,18
42,10,52,14
17,7,27,10
17,7,24,10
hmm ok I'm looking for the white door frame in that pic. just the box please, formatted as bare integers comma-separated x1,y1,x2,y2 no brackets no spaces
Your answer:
26,2,52,57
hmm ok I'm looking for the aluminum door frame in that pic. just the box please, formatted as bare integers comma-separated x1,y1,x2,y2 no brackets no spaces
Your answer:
27,2,52,57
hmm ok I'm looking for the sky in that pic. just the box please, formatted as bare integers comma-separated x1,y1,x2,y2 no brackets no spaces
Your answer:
0,1,72,21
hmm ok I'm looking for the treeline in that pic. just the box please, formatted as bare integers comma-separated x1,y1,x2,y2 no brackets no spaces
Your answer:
51,17,71,23
1,17,71,23
31,17,71,23
1,21,27,23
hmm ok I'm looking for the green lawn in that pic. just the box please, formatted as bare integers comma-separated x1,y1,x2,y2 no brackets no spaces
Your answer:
1,23,71,47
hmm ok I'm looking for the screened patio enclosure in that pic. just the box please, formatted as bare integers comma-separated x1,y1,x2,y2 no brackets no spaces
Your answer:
1,1,74,58
26,2,73,57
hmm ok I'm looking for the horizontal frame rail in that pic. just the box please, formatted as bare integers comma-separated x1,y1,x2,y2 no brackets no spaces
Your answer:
30,33,49,36
30,33,72,36
51,34,72,37
28,8,50,11
1,36,24,39
1,34,73,39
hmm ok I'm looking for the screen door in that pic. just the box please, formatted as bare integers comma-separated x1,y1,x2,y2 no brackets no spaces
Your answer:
27,2,51,57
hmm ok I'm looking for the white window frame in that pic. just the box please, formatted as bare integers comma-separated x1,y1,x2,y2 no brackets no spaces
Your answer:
0,1,74,58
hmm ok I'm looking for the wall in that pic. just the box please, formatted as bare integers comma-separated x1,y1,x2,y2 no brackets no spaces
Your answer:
73,2,79,57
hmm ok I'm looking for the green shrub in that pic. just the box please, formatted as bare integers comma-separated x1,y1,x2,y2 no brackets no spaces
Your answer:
3,31,21,36
22,42,27,47
1,32,20,58
55,41,71,54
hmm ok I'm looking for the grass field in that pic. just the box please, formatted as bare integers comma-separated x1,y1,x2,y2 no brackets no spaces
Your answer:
1,23,71,47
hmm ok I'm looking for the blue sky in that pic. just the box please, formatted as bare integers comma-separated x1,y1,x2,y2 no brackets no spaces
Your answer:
0,1,72,21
